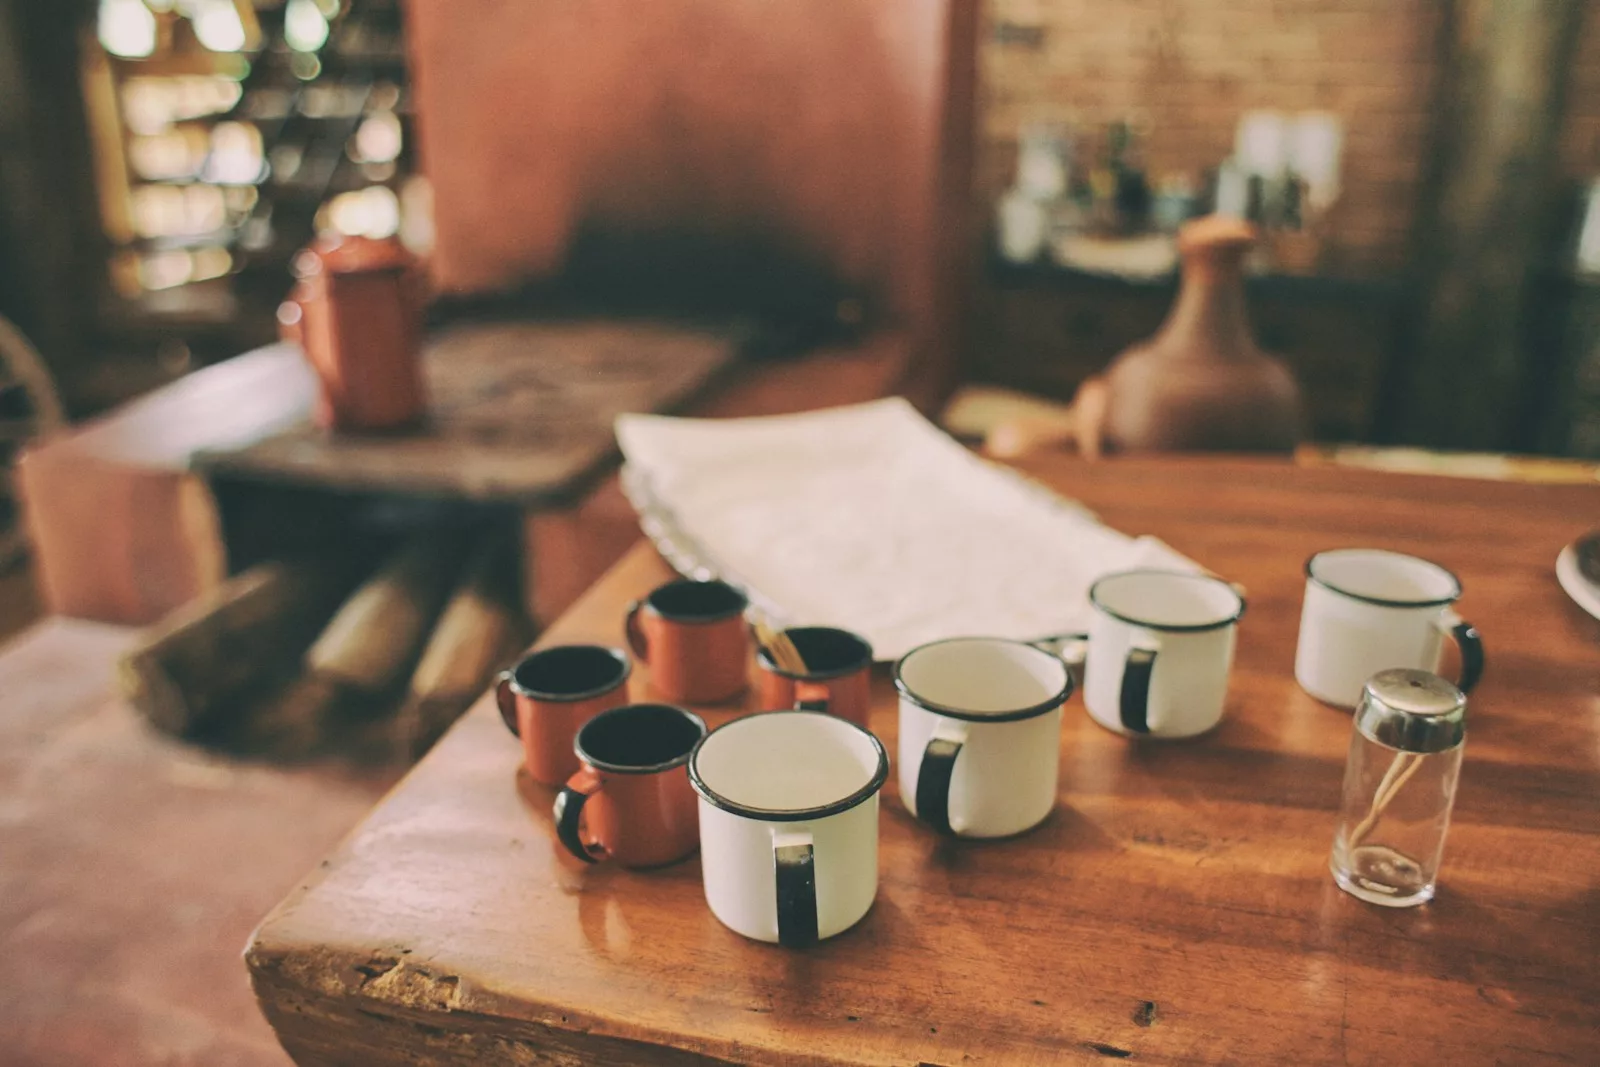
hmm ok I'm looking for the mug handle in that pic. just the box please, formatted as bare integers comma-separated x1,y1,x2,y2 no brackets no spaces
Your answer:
552,766,607,864
1436,610,1485,694
623,600,649,662
773,829,818,947
794,683,830,714
1120,631,1162,734
915,718,969,835
1030,632,1089,689
495,670,520,736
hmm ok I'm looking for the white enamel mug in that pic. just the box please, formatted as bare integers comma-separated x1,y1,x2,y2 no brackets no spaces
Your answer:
1295,549,1484,708
1078,570,1245,739
688,710,887,947
895,637,1073,838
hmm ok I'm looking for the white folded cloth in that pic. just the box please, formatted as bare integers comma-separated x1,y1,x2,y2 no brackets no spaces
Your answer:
617,398,1197,660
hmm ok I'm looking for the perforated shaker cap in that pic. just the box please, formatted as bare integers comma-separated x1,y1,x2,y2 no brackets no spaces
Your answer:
1354,669,1467,753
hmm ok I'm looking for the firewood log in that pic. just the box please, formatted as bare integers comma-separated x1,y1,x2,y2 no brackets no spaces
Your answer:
306,533,465,697
118,559,356,736
392,527,532,759
243,532,465,758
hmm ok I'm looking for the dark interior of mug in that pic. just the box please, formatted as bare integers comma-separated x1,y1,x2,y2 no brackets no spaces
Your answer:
648,579,748,620
578,704,705,771
761,627,872,675
514,645,628,700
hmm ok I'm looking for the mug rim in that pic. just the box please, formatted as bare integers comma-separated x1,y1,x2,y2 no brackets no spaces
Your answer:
507,644,632,703
688,709,889,823
755,625,875,680
575,703,707,775
1089,569,1246,633
893,636,1074,723
644,578,750,624
1304,549,1462,609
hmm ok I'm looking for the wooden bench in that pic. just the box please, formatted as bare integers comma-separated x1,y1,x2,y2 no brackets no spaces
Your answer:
18,327,918,628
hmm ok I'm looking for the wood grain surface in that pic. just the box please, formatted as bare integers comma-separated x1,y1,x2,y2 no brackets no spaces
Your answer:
247,456,1600,1066
199,323,737,504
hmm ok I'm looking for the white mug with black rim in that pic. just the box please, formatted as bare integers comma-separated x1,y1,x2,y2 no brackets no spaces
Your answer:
688,710,887,947
895,637,1073,838
1295,549,1484,708
1074,569,1246,739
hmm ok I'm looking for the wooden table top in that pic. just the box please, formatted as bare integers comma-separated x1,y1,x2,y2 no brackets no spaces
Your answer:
195,321,736,504
247,456,1600,1066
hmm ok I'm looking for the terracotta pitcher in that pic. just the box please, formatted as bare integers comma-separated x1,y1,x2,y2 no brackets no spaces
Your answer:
278,235,427,432
1075,216,1301,456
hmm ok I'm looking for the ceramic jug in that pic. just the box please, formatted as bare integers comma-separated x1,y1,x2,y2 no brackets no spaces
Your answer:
277,235,427,432
1076,216,1301,455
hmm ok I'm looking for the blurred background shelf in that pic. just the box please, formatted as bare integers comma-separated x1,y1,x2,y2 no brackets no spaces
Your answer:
72,0,416,412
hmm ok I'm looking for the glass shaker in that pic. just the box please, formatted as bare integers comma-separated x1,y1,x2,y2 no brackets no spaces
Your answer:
1330,668,1466,907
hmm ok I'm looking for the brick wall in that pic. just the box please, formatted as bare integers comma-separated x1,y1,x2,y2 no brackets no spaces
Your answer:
980,0,1600,275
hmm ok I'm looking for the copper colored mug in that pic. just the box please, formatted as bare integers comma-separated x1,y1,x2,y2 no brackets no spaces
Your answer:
497,645,631,785
277,234,428,432
625,579,751,704
553,703,707,868
755,626,875,730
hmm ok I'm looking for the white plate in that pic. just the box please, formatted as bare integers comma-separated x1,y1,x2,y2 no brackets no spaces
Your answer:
1555,541,1600,620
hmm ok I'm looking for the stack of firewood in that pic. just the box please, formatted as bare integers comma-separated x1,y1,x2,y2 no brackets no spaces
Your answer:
117,523,533,763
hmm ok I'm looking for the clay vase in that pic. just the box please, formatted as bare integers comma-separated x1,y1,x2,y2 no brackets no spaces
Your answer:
1077,216,1302,455
277,235,428,432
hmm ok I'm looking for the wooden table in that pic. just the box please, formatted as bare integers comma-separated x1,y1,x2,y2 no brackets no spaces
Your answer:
14,320,735,625
246,456,1600,1066
19,313,921,625
194,322,737,505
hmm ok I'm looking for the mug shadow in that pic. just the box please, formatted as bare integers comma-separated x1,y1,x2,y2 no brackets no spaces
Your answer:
570,847,904,979
883,797,1121,866
1315,878,1600,999
684,893,915,1026
573,851,706,961
514,767,594,894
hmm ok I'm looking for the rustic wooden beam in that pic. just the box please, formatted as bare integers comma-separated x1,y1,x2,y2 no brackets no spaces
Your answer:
307,534,465,697
391,526,531,760
118,558,358,737
1378,0,1587,449
241,532,465,759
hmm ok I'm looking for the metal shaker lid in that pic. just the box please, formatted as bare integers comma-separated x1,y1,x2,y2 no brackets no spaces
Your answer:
1354,669,1467,753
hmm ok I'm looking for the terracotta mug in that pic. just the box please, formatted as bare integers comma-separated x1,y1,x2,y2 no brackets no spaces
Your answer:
496,645,631,786
755,626,875,730
277,234,428,432
553,703,708,868
624,579,751,704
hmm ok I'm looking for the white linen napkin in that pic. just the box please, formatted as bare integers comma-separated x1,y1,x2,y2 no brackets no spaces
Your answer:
616,398,1198,660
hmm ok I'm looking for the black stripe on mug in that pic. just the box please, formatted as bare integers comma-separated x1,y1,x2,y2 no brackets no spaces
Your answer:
774,835,818,948
1119,646,1157,734
915,735,963,834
